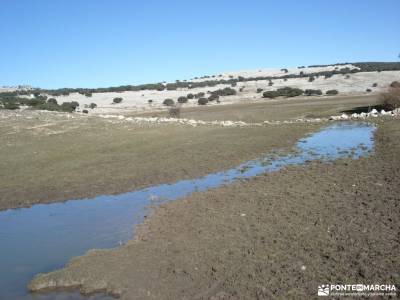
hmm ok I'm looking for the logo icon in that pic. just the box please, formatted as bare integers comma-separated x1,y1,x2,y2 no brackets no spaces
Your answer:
318,285,330,296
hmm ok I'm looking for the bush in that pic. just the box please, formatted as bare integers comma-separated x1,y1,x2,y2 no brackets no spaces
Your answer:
85,92,92,97
60,101,79,112
210,87,236,97
256,88,263,93
168,106,180,118
326,89,339,95
390,81,400,88
163,98,174,106
3,102,20,109
366,89,372,93
194,92,205,99
187,93,194,99
113,97,123,104
262,91,280,99
380,87,400,110
372,83,378,87
177,96,188,103
89,103,97,109
277,87,304,97
82,109,89,114
231,82,237,87
268,81,274,86
198,98,208,105
308,76,315,82
148,99,153,104
304,89,322,96
47,98,58,105
208,94,219,101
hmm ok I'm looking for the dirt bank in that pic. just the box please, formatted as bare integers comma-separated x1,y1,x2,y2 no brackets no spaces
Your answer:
29,118,400,299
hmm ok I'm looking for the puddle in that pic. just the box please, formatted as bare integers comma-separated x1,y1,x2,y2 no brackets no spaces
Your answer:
0,122,375,300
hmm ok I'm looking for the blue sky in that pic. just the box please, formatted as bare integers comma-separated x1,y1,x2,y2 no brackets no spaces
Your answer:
0,0,399,88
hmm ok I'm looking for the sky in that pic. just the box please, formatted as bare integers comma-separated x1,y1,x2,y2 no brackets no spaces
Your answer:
0,0,399,89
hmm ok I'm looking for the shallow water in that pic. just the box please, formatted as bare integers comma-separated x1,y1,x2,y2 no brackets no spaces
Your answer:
0,122,375,300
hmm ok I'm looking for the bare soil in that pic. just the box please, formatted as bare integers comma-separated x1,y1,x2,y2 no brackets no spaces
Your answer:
29,118,400,299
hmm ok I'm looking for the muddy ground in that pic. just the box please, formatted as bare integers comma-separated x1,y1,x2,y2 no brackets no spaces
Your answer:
0,94,380,211
29,118,400,299
0,110,319,211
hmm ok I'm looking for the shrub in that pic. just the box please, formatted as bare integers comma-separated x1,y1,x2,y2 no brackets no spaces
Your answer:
210,87,236,97
390,81,400,88
268,81,274,86
89,103,97,109
276,87,304,97
85,92,92,97
113,97,123,104
262,91,280,99
380,87,400,110
47,98,58,105
3,102,20,109
194,92,205,99
208,94,219,101
60,101,79,112
231,82,237,87
308,76,315,82
372,83,378,87
163,98,174,106
177,96,188,103
82,109,89,114
304,89,322,96
366,89,372,92
168,106,180,118
148,99,153,104
198,98,208,105
256,88,263,93
263,87,305,99
187,93,194,99
326,89,339,95
345,75,350,79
